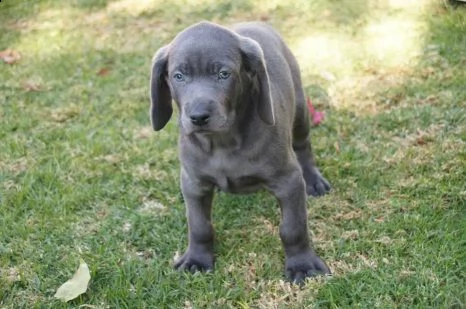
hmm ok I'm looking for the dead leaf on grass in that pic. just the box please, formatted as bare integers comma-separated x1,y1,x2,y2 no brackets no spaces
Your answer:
0,49,21,64
415,136,427,146
97,67,110,76
54,259,91,302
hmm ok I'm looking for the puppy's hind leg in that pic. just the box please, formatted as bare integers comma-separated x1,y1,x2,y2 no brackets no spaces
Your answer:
290,65,330,197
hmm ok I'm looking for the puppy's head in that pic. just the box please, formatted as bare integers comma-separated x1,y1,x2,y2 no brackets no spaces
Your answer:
150,21,274,134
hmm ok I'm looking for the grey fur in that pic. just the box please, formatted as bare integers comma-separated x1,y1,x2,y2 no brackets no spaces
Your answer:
150,21,331,284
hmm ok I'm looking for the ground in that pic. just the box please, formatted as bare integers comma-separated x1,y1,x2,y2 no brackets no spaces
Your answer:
0,0,465,308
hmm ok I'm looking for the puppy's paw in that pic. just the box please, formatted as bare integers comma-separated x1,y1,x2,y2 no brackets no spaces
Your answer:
285,251,331,285
305,168,331,197
174,249,214,273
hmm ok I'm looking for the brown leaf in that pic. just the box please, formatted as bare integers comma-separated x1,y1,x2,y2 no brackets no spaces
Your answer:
415,137,427,146
259,14,270,21
0,49,21,64
97,67,110,76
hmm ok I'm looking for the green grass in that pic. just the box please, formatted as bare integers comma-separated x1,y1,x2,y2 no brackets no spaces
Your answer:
1,0,465,308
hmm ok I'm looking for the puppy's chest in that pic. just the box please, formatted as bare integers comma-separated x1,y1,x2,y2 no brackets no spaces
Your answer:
202,152,265,193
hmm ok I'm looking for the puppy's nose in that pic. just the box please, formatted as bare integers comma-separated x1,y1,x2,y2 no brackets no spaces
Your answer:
190,113,210,126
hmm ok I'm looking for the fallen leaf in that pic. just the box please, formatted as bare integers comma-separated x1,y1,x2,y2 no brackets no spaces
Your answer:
415,137,427,146
0,49,21,64
259,14,270,21
54,259,91,302
97,67,110,76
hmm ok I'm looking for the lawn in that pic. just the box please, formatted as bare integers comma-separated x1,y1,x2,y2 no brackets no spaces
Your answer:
1,0,465,308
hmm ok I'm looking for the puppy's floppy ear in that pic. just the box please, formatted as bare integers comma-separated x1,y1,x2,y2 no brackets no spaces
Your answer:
239,37,275,125
150,45,172,131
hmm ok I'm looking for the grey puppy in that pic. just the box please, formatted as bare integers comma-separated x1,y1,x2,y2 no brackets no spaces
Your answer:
150,21,331,283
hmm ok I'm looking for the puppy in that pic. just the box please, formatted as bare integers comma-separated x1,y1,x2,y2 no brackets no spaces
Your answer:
150,21,331,283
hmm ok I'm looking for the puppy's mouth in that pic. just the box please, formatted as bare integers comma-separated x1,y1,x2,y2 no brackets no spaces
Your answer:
182,124,216,135
182,115,231,135
191,128,212,134
190,126,227,135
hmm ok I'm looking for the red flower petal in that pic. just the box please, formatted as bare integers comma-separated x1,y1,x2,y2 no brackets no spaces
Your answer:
307,97,325,126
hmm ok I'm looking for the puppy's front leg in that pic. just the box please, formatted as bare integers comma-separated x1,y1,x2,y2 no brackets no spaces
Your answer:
269,166,331,284
174,168,215,272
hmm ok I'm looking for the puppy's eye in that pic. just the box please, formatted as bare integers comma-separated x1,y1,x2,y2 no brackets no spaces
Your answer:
173,73,185,82
218,71,231,80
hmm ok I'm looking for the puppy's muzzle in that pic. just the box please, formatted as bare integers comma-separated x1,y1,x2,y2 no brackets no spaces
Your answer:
190,112,210,126
189,102,212,126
